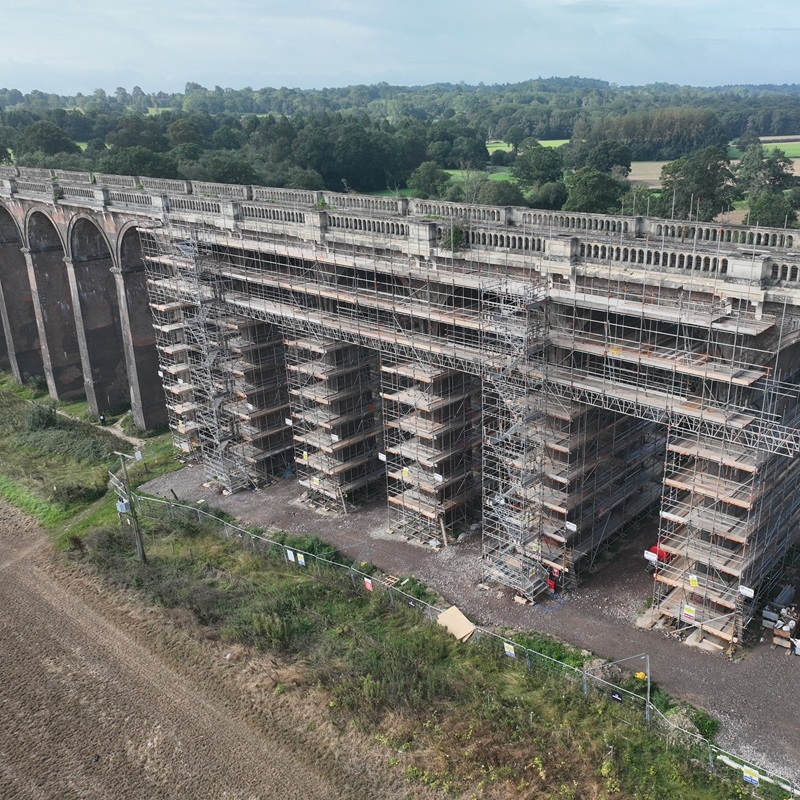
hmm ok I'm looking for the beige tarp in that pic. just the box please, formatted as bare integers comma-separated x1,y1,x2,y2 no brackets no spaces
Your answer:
437,605,476,642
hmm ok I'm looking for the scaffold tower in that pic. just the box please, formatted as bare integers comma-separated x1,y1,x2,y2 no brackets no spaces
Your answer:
481,277,551,599
381,359,480,544
285,335,383,510
140,227,251,491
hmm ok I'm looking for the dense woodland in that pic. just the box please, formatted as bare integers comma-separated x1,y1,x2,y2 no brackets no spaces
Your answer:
1,78,800,224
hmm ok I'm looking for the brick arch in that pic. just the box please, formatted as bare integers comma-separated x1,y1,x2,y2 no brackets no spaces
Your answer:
25,209,84,399
0,202,44,382
68,215,130,414
115,225,167,429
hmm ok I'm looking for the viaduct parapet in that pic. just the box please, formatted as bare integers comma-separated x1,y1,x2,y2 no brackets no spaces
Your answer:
2,164,800,648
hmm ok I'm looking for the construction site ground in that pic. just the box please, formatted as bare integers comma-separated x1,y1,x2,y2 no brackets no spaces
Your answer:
140,465,800,783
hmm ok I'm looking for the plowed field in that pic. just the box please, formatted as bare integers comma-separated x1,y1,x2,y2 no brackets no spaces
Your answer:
0,500,420,800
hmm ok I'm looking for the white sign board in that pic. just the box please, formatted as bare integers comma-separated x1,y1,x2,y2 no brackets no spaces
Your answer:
742,766,759,786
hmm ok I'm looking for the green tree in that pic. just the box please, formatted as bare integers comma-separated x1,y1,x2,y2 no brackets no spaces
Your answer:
445,171,488,204
105,115,169,152
98,146,179,178
167,118,206,148
620,186,660,216
657,147,737,221
735,129,761,152
745,191,798,228
736,144,794,196
84,138,107,156
504,125,526,149
15,121,80,155
528,181,568,210
585,140,632,176
563,168,628,213
181,152,259,185
407,161,451,198
512,139,564,189
478,180,526,207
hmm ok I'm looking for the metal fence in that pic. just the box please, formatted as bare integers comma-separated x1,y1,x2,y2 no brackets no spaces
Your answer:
135,492,799,797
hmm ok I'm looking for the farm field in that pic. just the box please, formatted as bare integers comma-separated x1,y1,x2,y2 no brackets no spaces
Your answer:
729,136,800,159
0,499,420,800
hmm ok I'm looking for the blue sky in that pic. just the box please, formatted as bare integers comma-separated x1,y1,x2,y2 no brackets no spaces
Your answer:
2,0,796,94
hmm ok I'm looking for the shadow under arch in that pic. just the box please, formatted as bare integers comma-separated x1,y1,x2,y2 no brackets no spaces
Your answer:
117,225,167,430
26,209,84,399
68,215,130,413
0,203,45,381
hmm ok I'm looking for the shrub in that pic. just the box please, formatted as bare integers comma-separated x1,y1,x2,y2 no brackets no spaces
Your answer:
28,375,48,397
440,223,466,250
691,710,720,741
51,481,106,507
223,610,294,650
26,402,58,431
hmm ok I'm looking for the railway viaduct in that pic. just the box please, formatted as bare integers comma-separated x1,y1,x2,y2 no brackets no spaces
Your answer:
2,163,800,646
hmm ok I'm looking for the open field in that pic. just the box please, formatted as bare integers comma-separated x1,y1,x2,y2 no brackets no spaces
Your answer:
730,137,800,159
487,139,567,152
539,139,569,148
628,160,668,186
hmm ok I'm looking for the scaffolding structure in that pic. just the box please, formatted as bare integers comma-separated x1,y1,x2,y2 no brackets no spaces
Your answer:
381,360,480,543
227,319,293,480
480,278,550,598
142,227,294,490
546,274,800,642
137,199,800,638
285,335,383,510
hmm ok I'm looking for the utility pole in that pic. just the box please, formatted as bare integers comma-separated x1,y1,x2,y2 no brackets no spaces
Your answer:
112,450,146,563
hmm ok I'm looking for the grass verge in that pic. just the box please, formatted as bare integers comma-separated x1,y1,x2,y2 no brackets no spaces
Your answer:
0,376,180,540
73,503,774,800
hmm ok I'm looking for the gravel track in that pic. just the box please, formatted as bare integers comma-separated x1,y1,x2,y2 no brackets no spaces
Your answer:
142,466,800,782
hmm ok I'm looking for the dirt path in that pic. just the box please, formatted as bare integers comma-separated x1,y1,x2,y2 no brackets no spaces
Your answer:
141,467,800,782
0,500,425,800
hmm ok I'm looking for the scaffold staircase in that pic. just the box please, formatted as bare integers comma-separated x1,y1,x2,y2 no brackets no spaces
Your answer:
481,278,551,600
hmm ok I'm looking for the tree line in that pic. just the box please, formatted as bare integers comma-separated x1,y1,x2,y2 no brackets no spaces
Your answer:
4,77,800,143
0,79,798,226
408,133,798,227
0,108,488,192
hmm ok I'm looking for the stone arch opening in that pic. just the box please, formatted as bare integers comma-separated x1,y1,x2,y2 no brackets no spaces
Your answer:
0,204,45,383
118,227,167,429
27,210,84,399
69,216,130,413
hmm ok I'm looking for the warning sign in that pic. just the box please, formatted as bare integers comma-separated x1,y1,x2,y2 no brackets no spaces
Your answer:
742,766,759,786
682,605,696,622
503,642,516,659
